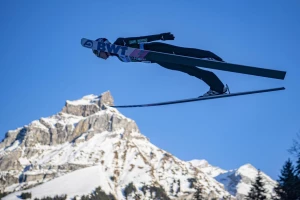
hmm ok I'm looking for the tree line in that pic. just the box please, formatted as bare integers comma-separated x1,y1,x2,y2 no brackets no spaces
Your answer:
243,131,300,200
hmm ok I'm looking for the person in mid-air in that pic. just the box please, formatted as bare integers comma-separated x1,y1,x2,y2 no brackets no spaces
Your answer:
92,32,229,97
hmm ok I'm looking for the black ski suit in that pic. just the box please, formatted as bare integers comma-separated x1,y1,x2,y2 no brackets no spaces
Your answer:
103,33,225,93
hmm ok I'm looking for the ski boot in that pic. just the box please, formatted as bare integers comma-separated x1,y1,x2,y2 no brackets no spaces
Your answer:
199,84,230,98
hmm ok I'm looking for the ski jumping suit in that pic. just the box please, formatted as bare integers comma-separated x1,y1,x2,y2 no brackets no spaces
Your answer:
97,34,226,93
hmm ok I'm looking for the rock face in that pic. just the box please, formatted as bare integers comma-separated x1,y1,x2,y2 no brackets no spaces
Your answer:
61,91,114,117
0,91,118,193
0,91,277,200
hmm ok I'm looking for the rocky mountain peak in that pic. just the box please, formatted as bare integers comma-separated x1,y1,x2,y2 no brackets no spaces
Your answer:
0,91,147,194
61,91,114,117
237,163,256,173
189,159,209,168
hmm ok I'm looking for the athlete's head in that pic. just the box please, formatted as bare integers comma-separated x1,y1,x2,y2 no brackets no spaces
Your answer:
93,38,111,60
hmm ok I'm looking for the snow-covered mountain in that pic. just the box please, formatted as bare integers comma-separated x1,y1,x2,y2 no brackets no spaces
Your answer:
189,160,278,199
0,91,277,200
189,160,227,178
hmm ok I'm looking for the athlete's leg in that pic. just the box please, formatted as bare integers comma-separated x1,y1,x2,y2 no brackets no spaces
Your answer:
144,42,227,93
157,62,225,93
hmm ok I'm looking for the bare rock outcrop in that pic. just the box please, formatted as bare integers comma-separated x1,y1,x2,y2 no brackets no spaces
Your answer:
61,91,114,117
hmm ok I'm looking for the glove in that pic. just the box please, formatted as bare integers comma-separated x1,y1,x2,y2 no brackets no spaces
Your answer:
160,32,175,41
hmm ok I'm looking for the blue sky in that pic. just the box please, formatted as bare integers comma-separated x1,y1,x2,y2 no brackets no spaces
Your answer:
1,0,300,180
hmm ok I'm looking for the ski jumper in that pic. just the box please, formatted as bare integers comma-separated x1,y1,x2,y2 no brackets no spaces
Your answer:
109,34,226,93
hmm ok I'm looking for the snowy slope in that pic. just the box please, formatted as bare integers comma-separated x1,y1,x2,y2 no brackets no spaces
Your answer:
215,164,278,199
189,160,278,199
2,127,231,199
0,91,233,200
2,165,108,200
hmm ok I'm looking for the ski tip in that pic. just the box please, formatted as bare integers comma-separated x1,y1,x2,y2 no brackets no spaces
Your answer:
81,38,94,49
80,38,87,45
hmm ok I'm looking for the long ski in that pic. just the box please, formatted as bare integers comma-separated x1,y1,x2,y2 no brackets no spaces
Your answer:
81,38,286,80
109,87,285,108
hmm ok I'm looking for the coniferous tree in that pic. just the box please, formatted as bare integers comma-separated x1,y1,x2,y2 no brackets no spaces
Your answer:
289,130,300,199
294,153,300,199
193,185,206,200
273,129,300,200
273,158,299,200
245,170,268,200
295,153,300,177
0,192,8,198
288,130,300,156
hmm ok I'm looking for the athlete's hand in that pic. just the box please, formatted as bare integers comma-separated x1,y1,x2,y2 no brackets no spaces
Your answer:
161,32,175,40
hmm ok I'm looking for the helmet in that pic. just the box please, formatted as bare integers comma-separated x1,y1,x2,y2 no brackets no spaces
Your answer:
96,38,110,43
93,38,111,57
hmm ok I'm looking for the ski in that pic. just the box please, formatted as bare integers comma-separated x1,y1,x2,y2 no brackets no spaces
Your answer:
109,87,285,108
81,38,286,80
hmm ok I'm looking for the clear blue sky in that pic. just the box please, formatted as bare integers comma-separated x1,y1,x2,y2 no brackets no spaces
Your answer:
1,0,300,180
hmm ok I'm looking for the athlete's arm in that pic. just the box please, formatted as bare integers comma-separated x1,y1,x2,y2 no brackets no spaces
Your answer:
114,32,175,48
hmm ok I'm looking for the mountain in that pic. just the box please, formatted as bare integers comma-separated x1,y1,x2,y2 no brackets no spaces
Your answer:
188,160,227,177
0,91,277,200
0,91,233,200
189,160,278,199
